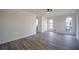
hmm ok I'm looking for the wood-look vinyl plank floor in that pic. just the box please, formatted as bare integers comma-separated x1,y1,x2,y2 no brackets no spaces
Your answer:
0,32,79,50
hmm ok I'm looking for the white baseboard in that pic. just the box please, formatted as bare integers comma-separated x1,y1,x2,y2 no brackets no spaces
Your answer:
0,33,36,45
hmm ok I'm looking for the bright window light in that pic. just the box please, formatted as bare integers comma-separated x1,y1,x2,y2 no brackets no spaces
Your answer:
36,19,38,27
66,17,72,32
49,19,53,29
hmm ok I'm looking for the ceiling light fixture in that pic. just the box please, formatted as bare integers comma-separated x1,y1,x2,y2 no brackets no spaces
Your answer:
46,9,52,13
46,9,55,14
45,9,55,17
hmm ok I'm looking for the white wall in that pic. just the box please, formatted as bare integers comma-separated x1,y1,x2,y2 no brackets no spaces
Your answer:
42,16,47,32
47,14,76,35
76,10,79,40
78,18,79,39
37,16,42,32
76,15,79,40
0,10,36,44
37,15,47,32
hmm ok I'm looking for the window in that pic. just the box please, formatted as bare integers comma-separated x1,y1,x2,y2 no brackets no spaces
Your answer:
49,19,53,29
66,17,72,32
36,19,38,27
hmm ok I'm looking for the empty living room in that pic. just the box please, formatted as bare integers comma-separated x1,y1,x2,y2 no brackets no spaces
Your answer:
1,0,79,59
0,9,79,50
